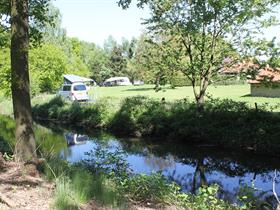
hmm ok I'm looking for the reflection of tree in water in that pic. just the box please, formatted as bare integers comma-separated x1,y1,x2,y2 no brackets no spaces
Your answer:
144,154,176,171
27,122,280,208
117,138,280,207
192,157,207,193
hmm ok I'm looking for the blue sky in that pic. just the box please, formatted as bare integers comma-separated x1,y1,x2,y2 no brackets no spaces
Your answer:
53,0,279,46
53,0,150,46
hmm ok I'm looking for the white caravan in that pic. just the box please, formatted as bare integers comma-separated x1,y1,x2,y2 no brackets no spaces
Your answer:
103,77,132,86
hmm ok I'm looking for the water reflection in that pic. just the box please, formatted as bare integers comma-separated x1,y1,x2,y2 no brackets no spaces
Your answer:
0,116,280,207
59,132,280,207
65,133,88,146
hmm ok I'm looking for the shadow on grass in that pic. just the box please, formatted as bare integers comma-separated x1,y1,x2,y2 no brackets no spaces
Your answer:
241,94,252,97
123,87,155,92
123,86,176,92
241,94,279,99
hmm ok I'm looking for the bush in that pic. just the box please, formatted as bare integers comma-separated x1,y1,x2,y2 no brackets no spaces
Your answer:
33,95,280,155
118,172,183,205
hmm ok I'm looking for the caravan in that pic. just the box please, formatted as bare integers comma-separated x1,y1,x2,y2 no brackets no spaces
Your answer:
103,77,132,86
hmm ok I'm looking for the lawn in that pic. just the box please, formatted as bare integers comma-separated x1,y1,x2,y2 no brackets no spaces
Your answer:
92,84,280,110
1,84,280,115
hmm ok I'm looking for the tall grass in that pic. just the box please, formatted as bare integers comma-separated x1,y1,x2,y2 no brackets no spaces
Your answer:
43,158,124,210
53,177,80,210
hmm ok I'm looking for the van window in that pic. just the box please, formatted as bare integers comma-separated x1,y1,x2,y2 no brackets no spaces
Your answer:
73,85,86,91
63,85,71,91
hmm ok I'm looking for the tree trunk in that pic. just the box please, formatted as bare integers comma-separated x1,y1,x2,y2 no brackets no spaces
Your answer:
195,77,209,108
196,94,205,107
11,0,37,162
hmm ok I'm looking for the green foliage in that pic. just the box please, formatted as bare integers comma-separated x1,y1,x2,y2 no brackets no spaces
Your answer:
33,95,280,154
71,169,120,206
53,177,81,210
83,145,130,179
43,158,123,209
35,125,67,156
0,27,9,48
109,96,153,135
33,96,114,129
119,0,278,104
0,48,11,96
1,0,54,44
237,183,272,209
186,184,238,210
119,172,183,205
29,44,67,94
0,115,15,154
243,38,280,68
0,44,68,96
80,144,240,209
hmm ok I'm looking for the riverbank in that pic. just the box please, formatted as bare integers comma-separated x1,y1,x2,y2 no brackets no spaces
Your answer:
1,114,280,209
0,152,240,210
33,95,280,156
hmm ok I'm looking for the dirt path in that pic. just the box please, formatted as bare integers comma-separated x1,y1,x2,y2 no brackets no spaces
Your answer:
0,156,54,210
0,155,184,210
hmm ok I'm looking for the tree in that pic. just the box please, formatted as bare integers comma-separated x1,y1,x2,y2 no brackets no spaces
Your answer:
242,38,280,68
88,47,111,84
29,44,67,94
10,0,37,161
119,0,278,106
1,0,52,161
109,46,127,76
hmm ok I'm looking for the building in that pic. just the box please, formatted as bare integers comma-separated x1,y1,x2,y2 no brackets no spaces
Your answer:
248,65,280,97
220,59,259,80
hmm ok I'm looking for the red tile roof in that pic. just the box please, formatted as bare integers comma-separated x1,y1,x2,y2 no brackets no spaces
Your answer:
248,65,280,84
221,60,259,74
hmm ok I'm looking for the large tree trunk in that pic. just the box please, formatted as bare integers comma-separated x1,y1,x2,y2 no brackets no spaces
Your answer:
11,0,37,162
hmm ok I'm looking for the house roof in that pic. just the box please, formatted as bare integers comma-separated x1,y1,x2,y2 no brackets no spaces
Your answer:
63,74,94,83
248,65,280,84
220,60,259,74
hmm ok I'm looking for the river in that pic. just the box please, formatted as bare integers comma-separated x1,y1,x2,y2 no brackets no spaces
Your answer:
0,116,280,208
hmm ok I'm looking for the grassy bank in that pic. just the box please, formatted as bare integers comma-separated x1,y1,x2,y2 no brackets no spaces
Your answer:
92,84,280,109
1,84,280,116
32,95,280,156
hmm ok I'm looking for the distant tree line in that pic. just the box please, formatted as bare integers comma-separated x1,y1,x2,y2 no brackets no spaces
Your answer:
0,4,181,96
2,3,280,98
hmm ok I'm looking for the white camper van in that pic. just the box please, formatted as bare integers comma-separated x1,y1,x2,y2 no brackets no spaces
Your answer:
58,83,89,101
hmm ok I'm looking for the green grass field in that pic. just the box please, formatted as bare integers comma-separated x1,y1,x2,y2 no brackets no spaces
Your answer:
1,84,280,115
92,84,280,109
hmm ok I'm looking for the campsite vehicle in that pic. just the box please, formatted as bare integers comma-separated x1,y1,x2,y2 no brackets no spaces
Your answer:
133,80,144,86
58,83,89,101
103,77,132,86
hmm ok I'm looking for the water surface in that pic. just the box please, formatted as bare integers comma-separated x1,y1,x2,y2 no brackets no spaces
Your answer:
0,116,279,207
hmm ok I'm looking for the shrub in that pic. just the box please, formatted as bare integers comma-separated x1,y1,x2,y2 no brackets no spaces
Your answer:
118,172,183,205
32,95,280,154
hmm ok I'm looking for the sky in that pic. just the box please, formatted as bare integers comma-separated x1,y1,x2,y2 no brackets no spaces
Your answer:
53,0,279,46
53,0,150,46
